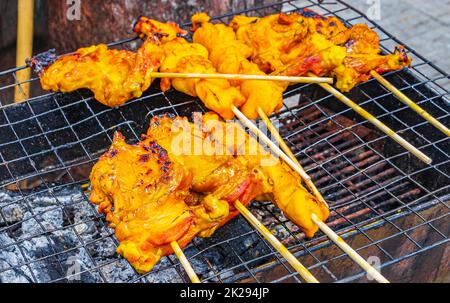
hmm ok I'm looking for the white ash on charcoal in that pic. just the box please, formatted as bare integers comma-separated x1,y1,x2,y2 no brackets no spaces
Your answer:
0,187,122,282
1,203,24,224
0,233,26,279
0,192,25,224
85,237,117,263
144,266,184,283
0,266,34,283
99,259,142,283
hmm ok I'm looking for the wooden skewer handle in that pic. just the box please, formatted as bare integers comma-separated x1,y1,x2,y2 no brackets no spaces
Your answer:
150,72,333,84
370,71,450,137
256,107,390,283
170,241,201,283
318,83,432,164
311,215,389,283
256,107,329,209
235,200,319,283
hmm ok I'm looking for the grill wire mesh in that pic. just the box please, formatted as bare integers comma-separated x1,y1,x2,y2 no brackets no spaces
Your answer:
0,0,449,283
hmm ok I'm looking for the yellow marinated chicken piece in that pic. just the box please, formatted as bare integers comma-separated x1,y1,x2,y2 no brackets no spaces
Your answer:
90,127,242,273
37,39,164,107
89,132,196,272
134,16,245,120
191,13,286,119
230,9,411,92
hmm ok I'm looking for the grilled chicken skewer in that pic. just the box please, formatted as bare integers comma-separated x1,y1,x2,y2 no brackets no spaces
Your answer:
228,9,448,137
89,113,328,281
30,37,331,111
229,10,410,91
190,12,430,164
30,40,165,108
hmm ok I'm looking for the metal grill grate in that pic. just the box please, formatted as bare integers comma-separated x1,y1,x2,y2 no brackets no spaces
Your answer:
0,0,449,283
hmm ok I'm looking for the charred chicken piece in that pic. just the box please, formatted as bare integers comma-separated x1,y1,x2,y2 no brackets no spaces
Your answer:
230,9,411,92
90,113,329,272
35,38,169,107
133,17,246,120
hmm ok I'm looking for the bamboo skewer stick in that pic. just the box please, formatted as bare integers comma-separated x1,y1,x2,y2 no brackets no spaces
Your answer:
170,241,201,283
234,200,319,283
149,71,430,163
256,107,328,208
150,72,333,84
255,109,390,283
311,214,389,283
14,0,34,102
232,106,312,182
370,70,450,137
313,78,432,164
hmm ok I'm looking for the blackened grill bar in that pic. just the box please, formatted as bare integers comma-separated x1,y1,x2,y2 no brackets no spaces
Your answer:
0,0,448,283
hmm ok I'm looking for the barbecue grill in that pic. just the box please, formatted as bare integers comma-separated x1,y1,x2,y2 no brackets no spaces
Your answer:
0,0,449,283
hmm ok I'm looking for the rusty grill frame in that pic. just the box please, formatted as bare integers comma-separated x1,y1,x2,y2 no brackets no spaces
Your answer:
0,0,449,283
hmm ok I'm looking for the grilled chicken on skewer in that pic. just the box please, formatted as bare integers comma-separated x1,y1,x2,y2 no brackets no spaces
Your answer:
133,18,246,119
226,10,431,163
31,19,245,118
135,17,286,119
30,38,168,107
89,113,329,273
228,9,411,92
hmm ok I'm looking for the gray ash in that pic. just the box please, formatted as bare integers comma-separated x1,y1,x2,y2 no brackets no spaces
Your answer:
0,186,116,283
